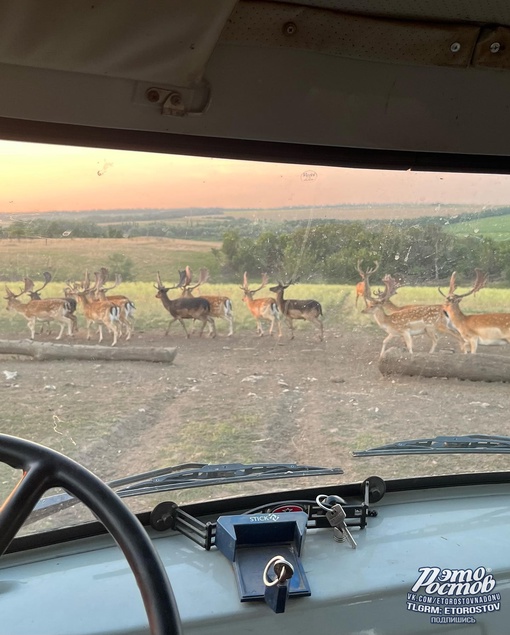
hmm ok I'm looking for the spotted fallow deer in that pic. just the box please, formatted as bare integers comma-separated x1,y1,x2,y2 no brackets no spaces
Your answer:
23,273,78,334
154,271,215,338
240,272,281,337
93,268,135,340
179,266,234,336
355,259,379,308
269,278,323,340
67,275,121,346
440,269,510,353
4,274,75,340
362,270,464,358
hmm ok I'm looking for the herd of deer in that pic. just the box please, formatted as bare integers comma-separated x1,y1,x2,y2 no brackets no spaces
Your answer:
6,261,509,354
3,266,324,345
356,260,510,357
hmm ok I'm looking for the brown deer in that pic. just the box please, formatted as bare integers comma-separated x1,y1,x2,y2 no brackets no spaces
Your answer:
369,273,467,352
154,271,215,338
93,268,135,340
240,272,282,337
67,276,121,346
440,269,510,353
355,259,379,308
362,271,462,358
23,273,78,334
179,266,234,337
4,275,75,340
269,278,323,340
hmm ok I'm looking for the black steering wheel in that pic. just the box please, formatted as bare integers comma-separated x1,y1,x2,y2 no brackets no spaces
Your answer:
0,434,181,635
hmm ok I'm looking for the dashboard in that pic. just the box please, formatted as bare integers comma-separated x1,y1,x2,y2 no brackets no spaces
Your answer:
1,477,509,635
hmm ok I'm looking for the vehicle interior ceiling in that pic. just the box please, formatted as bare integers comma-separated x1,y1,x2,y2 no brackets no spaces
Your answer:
2,1,510,633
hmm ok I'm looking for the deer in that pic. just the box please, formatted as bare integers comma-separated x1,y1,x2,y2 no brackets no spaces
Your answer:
240,272,282,337
23,273,78,335
440,269,510,353
4,275,75,340
366,272,467,352
66,275,121,346
179,266,234,337
361,270,463,358
355,259,379,308
92,268,135,340
269,278,323,340
154,271,215,338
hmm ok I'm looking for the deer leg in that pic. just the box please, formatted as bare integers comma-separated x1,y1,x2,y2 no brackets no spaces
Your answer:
207,317,217,338
97,324,104,343
28,318,36,340
178,318,191,338
256,319,264,336
285,317,294,339
425,327,438,353
469,337,478,354
226,315,234,337
55,322,66,340
402,331,414,354
315,317,324,341
165,318,177,336
380,333,399,358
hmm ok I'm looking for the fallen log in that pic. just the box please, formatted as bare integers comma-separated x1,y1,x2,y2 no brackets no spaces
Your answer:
0,340,177,363
379,347,510,383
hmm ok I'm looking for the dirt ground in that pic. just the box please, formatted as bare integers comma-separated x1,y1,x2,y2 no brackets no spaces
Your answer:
1,323,510,503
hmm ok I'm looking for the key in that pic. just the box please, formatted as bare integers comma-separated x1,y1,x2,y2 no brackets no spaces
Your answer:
325,503,357,549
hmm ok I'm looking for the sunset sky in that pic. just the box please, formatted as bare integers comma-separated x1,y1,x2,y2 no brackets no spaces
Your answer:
2,139,510,214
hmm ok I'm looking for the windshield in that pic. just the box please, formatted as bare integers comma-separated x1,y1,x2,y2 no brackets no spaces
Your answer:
1,139,510,534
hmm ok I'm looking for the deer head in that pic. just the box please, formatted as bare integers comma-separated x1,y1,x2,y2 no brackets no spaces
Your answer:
439,269,488,304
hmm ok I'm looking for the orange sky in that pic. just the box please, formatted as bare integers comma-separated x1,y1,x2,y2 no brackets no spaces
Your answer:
2,140,510,213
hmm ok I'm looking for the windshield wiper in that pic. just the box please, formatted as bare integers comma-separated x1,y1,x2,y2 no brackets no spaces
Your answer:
27,462,343,525
353,434,510,457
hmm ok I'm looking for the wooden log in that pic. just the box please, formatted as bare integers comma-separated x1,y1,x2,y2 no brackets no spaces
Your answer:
379,347,510,383
0,340,177,363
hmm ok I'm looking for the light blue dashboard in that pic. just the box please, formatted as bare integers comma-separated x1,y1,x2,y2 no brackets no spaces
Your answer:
0,483,508,635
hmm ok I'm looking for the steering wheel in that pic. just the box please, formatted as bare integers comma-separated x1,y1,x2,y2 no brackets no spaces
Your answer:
0,433,181,635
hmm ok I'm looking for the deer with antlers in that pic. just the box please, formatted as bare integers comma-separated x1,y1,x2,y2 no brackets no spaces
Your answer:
66,274,121,346
179,266,234,337
269,278,323,340
362,269,466,357
92,268,135,340
23,273,78,335
440,269,510,353
154,271,215,338
241,272,282,337
355,259,379,308
4,273,76,340
363,269,467,353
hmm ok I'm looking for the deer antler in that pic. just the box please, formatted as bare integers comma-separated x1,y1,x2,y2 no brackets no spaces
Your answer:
357,259,379,279
439,269,488,300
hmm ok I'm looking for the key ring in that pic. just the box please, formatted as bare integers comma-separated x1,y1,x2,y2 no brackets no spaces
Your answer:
263,556,294,587
316,494,346,511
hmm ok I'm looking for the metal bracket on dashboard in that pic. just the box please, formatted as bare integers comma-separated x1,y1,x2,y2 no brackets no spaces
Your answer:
215,511,311,612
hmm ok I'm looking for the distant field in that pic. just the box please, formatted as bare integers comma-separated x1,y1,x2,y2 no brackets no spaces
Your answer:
224,204,481,222
446,214,510,241
0,237,220,282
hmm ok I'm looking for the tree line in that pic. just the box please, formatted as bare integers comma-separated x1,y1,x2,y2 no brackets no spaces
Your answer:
217,222,510,285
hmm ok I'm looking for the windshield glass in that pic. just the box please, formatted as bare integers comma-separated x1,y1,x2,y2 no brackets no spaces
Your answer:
1,139,510,534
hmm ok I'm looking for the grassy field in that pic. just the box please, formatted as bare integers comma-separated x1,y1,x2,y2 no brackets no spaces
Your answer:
0,237,220,282
446,214,510,241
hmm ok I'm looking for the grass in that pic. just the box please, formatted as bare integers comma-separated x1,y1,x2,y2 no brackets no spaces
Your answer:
446,215,510,241
0,237,220,282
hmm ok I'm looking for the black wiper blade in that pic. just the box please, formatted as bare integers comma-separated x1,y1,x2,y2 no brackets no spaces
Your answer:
353,434,510,457
115,462,343,497
27,462,342,525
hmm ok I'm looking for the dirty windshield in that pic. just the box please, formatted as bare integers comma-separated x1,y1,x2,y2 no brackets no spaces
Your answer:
1,140,510,533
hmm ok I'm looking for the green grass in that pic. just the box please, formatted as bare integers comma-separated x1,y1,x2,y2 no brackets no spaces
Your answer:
446,215,510,241
0,237,219,282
